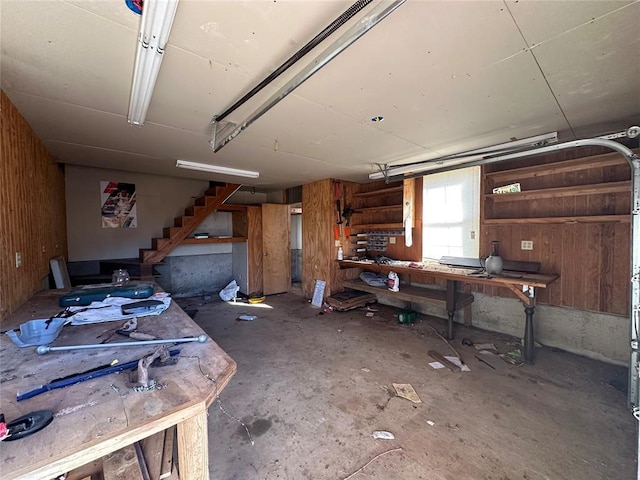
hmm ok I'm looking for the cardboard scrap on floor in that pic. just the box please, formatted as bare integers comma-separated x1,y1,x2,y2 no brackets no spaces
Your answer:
392,383,422,403
429,356,471,372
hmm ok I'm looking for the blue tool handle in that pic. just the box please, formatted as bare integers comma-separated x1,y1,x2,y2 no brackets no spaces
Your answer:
17,349,180,401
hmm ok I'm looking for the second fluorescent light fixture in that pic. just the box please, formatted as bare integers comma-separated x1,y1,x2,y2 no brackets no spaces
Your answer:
176,160,260,179
128,0,179,126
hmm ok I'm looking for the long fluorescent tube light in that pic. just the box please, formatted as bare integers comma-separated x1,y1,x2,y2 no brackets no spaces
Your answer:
128,0,179,126
369,132,558,180
176,160,260,179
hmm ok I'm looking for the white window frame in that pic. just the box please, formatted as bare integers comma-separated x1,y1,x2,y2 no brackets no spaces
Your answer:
422,166,480,261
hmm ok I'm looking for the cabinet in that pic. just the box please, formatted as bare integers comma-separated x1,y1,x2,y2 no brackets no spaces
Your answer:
483,151,631,224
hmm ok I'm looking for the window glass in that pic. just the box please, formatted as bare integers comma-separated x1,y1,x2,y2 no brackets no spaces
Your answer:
422,167,480,261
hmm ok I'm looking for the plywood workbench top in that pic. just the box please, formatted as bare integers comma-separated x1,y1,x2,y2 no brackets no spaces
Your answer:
0,288,236,480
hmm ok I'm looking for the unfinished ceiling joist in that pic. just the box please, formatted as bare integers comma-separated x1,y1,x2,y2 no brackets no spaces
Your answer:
210,0,406,153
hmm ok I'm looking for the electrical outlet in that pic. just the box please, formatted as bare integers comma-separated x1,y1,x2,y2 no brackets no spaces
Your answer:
521,240,533,251
389,236,396,244
15,252,22,268
470,230,476,240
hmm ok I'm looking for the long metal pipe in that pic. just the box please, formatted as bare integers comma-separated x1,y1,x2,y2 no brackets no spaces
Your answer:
211,0,406,153
393,138,636,179
35,335,208,354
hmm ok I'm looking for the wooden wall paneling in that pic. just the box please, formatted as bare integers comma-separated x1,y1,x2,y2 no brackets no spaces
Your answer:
598,223,616,313
302,179,334,298
611,223,631,315
232,211,248,237
246,206,263,294
582,224,603,312
0,91,67,323
539,224,563,305
560,224,583,309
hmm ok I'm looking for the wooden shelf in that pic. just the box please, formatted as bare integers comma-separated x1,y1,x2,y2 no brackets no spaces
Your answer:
217,204,248,212
353,185,403,198
484,215,629,225
486,181,631,202
485,151,629,184
181,236,247,244
354,205,403,214
350,223,404,229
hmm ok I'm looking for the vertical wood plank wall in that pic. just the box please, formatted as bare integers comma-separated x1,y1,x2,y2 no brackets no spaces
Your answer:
0,91,67,322
246,206,263,294
302,179,337,298
479,147,632,316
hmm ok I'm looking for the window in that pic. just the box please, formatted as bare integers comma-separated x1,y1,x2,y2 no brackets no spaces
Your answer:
422,166,480,261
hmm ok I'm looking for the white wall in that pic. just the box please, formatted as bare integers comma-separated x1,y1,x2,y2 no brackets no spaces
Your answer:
65,165,208,261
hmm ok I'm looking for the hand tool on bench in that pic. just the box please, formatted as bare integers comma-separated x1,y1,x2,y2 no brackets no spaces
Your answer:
0,411,54,440
36,334,207,355
117,330,156,341
99,317,138,344
17,349,181,401
136,345,174,388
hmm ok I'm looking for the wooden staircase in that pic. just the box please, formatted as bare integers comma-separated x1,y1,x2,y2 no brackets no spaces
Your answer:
140,182,241,265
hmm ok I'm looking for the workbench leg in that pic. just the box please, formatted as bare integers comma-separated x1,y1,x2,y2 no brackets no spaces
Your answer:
445,280,457,340
177,411,209,480
523,305,535,364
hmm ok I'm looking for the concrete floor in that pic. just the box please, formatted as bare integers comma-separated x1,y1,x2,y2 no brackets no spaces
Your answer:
176,292,636,480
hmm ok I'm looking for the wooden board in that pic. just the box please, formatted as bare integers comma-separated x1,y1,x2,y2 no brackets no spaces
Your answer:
247,206,263,294
262,204,291,295
141,430,166,480
160,426,176,479
102,444,143,480
0,92,68,323
302,179,335,298
0,290,237,480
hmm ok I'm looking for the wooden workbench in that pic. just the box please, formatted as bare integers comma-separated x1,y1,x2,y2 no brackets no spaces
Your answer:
0,289,236,480
340,259,559,364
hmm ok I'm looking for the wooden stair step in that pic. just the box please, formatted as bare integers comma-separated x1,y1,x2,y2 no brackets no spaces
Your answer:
142,182,241,265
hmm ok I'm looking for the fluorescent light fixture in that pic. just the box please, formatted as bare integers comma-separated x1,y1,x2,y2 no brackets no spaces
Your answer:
176,160,260,179
128,0,179,126
369,132,558,180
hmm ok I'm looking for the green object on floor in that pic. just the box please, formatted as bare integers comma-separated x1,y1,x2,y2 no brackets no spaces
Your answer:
397,310,417,324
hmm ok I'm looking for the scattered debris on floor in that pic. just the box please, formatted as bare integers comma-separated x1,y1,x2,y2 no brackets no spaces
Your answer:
475,354,497,370
372,430,395,440
361,368,370,373
392,383,422,403
236,315,257,322
396,310,417,324
428,351,471,372
342,447,403,480
426,420,435,426
474,343,497,351
500,348,524,366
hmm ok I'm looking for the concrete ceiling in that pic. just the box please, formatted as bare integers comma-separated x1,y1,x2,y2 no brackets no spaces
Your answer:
2,0,639,190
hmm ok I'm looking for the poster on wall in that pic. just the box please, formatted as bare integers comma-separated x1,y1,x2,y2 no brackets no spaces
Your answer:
100,181,137,228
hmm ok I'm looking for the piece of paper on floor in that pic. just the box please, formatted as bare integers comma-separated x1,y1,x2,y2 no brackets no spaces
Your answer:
429,361,445,370
444,355,471,372
392,383,422,403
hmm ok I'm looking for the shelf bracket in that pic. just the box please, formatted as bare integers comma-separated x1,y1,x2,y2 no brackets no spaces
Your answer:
375,163,390,183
